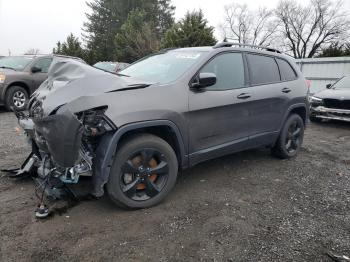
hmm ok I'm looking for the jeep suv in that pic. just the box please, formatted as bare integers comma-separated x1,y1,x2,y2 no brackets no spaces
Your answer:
15,43,309,209
0,55,84,111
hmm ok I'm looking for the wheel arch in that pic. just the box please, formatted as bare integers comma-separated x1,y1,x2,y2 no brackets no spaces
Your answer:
4,81,30,99
101,120,188,183
281,103,309,129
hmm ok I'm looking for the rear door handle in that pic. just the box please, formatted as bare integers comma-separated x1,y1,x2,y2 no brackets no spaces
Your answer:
282,87,291,93
237,93,251,99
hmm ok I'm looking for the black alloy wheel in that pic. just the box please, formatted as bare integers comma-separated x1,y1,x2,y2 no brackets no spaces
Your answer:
272,114,304,159
120,148,169,201
107,134,178,209
285,119,302,154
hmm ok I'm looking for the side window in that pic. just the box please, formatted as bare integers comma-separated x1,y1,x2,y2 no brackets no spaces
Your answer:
200,52,245,90
33,58,52,73
276,58,297,81
247,54,280,85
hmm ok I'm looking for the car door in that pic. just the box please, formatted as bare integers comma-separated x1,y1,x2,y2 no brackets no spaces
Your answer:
187,52,255,165
245,53,289,143
31,57,53,91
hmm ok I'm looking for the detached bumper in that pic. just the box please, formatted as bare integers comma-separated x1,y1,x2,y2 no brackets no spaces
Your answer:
33,108,84,167
311,106,350,122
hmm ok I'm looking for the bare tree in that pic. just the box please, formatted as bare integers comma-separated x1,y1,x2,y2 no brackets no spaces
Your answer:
220,3,279,46
276,0,350,58
24,48,40,55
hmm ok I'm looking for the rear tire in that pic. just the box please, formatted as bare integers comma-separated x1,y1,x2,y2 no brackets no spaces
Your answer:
5,86,29,111
272,114,304,159
107,134,178,209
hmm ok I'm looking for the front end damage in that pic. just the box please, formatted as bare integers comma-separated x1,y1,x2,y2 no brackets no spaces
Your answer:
310,98,350,122
6,57,156,215
14,103,115,201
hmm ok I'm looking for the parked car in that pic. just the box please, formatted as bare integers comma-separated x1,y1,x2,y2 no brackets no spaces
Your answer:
310,76,350,122
0,55,84,111
15,43,309,209
94,61,129,73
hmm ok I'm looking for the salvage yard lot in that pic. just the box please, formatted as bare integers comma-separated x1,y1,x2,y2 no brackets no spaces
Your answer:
0,109,349,262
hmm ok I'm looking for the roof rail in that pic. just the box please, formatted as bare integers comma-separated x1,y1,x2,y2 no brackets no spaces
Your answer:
213,42,281,54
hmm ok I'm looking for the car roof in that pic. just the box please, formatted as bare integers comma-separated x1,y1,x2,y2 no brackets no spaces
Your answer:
167,43,293,61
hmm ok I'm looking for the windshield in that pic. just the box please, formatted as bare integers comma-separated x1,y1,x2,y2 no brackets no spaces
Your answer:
94,62,117,72
120,51,206,84
0,56,33,70
333,76,350,89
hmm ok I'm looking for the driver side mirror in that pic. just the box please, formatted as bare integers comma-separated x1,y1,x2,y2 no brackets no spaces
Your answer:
31,66,42,73
326,83,332,89
191,73,217,89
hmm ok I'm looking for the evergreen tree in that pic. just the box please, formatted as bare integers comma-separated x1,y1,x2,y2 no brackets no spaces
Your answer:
82,0,174,63
317,42,350,57
53,33,86,60
115,9,160,63
161,10,217,49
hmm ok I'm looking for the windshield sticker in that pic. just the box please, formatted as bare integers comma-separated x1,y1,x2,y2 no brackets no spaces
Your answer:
175,53,201,59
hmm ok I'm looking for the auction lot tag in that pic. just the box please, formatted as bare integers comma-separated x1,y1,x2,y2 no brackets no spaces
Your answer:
175,53,201,59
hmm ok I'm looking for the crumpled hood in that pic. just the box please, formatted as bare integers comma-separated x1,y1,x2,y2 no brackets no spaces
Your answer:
31,57,154,115
314,88,350,100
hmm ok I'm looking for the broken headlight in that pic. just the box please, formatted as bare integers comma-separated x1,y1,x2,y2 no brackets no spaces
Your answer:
76,106,114,137
310,96,323,106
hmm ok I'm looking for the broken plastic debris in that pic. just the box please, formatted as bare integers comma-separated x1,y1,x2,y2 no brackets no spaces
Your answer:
35,204,49,219
326,252,350,262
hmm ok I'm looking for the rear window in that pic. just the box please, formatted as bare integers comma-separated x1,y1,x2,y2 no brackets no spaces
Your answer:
276,58,297,81
247,54,280,85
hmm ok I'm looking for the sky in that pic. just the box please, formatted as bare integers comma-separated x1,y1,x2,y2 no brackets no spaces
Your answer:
0,0,349,55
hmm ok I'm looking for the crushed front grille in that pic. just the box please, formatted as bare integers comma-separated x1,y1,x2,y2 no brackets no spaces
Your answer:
323,99,350,110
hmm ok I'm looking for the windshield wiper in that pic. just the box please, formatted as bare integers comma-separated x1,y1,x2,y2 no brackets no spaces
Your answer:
0,66,16,70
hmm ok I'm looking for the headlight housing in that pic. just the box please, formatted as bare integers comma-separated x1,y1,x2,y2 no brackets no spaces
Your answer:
309,96,323,106
0,74,6,83
76,107,115,137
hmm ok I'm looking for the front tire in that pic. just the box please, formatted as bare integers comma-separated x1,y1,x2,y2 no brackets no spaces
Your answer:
5,86,29,111
272,114,304,159
107,134,178,209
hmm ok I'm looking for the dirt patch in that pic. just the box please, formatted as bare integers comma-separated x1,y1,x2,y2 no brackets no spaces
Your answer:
1,109,350,261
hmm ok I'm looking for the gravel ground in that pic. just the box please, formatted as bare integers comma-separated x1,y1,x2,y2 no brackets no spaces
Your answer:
0,108,349,262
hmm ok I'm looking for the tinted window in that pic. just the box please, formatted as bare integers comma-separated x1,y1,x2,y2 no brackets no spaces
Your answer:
247,54,280,85
33,58,52,73
277,58,297,81
200,53,245,90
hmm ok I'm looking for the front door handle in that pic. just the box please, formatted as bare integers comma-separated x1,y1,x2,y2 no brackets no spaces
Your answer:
237,93,251,99
282,87,291,93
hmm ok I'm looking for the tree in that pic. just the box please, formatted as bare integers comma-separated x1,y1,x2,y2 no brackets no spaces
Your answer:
115,9,160,63
317,42,350,57
24,48,40,55
53,33,86,60
82,0,174,63
276,0,350,58
161,10,217,48
220,4,278,46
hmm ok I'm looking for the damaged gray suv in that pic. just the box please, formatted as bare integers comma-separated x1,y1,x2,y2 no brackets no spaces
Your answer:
15,42,309,209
